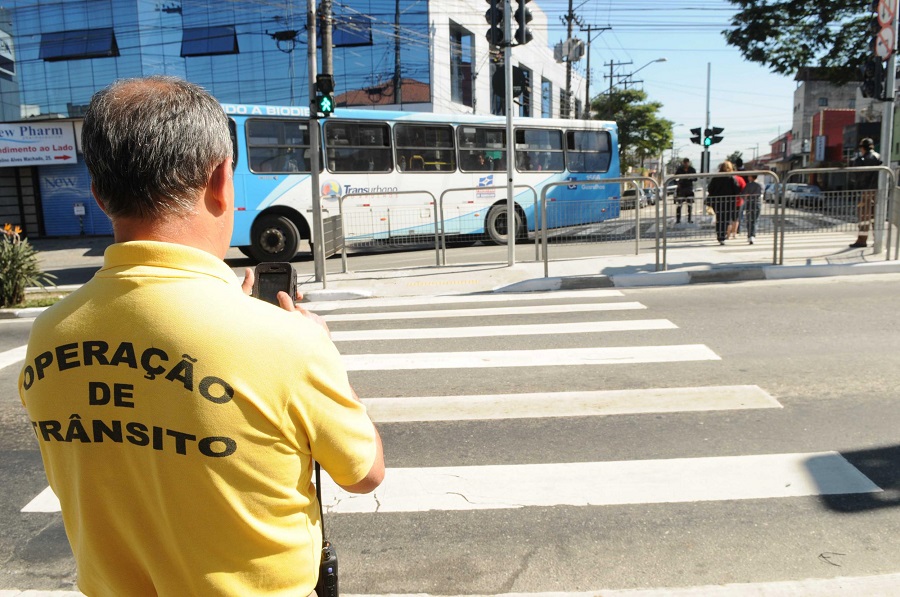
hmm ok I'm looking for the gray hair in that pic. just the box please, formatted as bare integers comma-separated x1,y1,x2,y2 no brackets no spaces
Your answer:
82,76,232,219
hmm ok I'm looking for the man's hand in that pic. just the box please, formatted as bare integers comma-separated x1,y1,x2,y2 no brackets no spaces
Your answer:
276,289,331,337
241,267,254,296
241,267,329,335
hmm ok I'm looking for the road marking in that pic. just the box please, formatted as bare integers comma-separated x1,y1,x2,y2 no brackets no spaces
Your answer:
8,573,900,596
321,452,879,513
0,345,26,372
344,573,900,597
23,451,877,516
21,486,58,512
324,301,645,322
306,289,625,311
362,385,781,422
342,344,719,371
332,319,676,341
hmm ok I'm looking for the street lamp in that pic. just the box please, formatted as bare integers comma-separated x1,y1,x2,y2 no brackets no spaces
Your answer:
631,57,667,78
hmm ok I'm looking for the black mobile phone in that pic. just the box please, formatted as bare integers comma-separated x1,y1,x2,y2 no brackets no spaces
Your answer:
252,262,297,305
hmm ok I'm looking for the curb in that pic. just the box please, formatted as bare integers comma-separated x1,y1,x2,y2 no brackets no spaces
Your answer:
4,262,900,315
762,260,900,280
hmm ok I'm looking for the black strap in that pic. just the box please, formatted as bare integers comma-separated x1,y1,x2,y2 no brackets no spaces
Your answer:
315,461,326,540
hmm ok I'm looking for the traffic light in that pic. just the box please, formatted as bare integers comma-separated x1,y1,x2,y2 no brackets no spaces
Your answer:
703,126,724,146
861,57,885,99
690,127,702,145
315,74,335,117
485,0,505,46
514,0,533,45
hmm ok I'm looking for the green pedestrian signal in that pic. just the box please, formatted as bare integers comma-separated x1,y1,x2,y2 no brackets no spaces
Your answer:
315,74,336,117
316,93,334,117
703,126,724,146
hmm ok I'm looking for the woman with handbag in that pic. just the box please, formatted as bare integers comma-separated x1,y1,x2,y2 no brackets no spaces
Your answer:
707,161,742,245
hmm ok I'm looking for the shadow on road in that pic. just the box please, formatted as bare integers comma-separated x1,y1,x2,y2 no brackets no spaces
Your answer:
811,445,900,513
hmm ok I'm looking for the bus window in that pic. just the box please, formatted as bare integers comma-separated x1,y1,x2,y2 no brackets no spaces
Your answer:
515,128,564,172
457,126,506,172
394,123,456,172
247,119,312,173
324,121,393,172
566,130,611,172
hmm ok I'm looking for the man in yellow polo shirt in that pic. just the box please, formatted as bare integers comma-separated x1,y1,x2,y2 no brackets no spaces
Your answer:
19,76,384,596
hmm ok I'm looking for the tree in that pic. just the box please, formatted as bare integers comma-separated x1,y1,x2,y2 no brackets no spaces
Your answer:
727,150,744,164
724,1,869,84
591,88,673,173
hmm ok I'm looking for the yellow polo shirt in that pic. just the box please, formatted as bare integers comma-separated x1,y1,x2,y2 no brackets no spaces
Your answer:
19,241,376,596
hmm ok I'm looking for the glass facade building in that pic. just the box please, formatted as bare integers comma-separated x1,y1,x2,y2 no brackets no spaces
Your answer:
4,0,432,118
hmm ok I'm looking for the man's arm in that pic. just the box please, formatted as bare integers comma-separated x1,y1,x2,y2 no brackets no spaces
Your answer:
266,283,385,494
338,417,385,494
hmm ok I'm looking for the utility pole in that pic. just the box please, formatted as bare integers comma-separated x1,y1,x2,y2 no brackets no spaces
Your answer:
604,60,632,96
580,24,610,119
562,0,574,117
393,0,402,105
320,0,333,75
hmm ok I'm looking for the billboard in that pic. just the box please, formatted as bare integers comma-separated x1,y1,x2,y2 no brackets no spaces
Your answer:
0,122,78,167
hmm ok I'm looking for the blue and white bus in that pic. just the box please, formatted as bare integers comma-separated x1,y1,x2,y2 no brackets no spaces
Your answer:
222,104,621,262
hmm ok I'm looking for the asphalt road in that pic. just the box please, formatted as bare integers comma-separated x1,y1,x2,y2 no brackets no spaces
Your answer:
2,274,900,593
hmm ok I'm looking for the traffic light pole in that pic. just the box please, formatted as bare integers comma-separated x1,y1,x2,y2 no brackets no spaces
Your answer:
307,0,326,285
505,0,516,267
876,3,898,254
701,62,711,204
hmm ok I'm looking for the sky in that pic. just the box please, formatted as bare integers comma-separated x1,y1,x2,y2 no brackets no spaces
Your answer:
537,0,799,168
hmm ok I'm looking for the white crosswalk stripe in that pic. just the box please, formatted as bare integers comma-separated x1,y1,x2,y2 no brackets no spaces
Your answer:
323,301,645,322
0,345,26,372
361,385,781,422
331,319,677,341
319,452,878,514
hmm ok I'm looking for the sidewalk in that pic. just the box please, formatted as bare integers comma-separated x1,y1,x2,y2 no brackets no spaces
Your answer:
296,234,900,302
4,233,900,318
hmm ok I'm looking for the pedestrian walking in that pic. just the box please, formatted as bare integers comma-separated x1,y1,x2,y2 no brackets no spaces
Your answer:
740,174,763,244
849,137,882,248
674,158,697,224
707,161,742,245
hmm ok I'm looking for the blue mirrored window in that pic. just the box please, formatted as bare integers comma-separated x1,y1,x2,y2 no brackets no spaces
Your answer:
181,26,238,57
40,28,119,61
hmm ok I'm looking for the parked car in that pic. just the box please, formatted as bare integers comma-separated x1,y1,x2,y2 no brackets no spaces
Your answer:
621,188,648,209
763,183,784,203
784,183,823,208
764,183,823,207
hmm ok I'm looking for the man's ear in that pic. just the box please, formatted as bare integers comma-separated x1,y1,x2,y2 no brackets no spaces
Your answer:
91,182,109,215
207,158,233,215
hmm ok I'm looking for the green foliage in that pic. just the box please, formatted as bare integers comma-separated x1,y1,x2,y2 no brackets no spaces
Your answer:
724,0,868,84
591,88,673,172
0,224,56,308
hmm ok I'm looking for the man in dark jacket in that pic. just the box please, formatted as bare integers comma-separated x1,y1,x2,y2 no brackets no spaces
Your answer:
674,158,697,224
850,137,882,248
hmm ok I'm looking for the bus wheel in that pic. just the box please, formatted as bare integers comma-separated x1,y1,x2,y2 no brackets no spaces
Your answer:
485,205,524,245
248,214,301,262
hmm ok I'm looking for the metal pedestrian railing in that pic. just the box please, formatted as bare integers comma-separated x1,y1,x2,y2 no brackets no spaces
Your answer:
326,167,898,278
778,166,895,262
661,170,780,270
